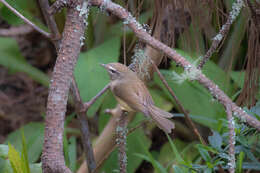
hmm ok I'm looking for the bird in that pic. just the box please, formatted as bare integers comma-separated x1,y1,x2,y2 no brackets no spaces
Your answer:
101,62,175,133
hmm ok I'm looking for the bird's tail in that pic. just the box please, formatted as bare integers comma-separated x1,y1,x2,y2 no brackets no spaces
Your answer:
147,105,175,134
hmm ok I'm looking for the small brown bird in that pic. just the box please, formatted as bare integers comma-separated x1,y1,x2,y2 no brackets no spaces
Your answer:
101,63,175,133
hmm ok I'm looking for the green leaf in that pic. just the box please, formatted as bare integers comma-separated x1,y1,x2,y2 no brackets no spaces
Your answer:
242,162,260,170
172,165,186,173
159,139,197,172
208,131,222,150
154,49,234,129
0,144,9,158
21,131,30,173
63,133,70,169
68,137,77,172
101,127,151,173
166,134,184,163
154,71,224,129
0,0,47,31
134,153,168,173
204,168,213,173
150,88,173,112
74,37,120,116
8,143,22,173
29,163,42,173
196,145,211,162
230,71,245,88
5,122,44,163
0,158,13,173
0,38,49,86
236,151,245,173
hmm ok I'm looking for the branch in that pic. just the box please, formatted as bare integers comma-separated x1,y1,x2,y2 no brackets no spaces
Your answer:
89,0,260,131
70,77,96,173
0,0,50,38
38,0,61,48
0,25,33,37
116,111,128,173
197,0,244,69
225,104,236,173
41,0,88,172
83,84,110,111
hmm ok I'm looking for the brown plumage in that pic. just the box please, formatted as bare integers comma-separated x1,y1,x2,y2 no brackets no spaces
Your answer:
101,63,175,133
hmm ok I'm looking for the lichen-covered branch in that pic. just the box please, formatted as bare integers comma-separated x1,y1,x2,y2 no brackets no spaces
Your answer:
197,0,244,69
225,104,236,173
116,111,128,173
41,0,87,172
89,0,260,131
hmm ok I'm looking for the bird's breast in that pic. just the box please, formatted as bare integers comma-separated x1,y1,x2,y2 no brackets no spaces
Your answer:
110,80,135,112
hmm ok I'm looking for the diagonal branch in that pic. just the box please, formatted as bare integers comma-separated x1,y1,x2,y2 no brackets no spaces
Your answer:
83,84,110,111
70,77,97,173
151,61,205,145
38,0,61,48
197,0,244,69
89,0,260,131
0,0,50,38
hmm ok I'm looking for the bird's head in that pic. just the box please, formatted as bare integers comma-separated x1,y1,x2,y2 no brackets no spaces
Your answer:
101,63,131,81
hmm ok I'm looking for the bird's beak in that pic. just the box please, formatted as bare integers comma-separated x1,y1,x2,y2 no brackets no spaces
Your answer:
100,63,107,69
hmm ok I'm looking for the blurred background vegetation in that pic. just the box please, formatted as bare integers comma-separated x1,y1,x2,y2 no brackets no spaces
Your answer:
0,0,259,172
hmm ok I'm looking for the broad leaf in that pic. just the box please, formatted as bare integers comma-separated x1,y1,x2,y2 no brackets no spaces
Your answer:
0,38,49,86
74,37,120,116
5,122,44,163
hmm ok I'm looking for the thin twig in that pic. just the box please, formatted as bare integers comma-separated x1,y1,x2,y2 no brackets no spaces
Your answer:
71,77,96,173
116,111,128,173
197,0,244,69
83,84,110,111
0,25,33,37
0,0,50,38
89,0,260,131
151,61,206,145
225,104,236,173
38,0,61,48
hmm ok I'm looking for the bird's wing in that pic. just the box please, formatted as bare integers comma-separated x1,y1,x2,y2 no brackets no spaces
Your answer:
111,79,154,114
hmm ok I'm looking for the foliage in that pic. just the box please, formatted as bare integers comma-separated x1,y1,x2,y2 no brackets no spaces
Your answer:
0,38,49,86
0,0,260,173
0,131,42,173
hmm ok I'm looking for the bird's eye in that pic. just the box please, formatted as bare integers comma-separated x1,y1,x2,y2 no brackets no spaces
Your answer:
108,67,118,74
110,69,116,74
